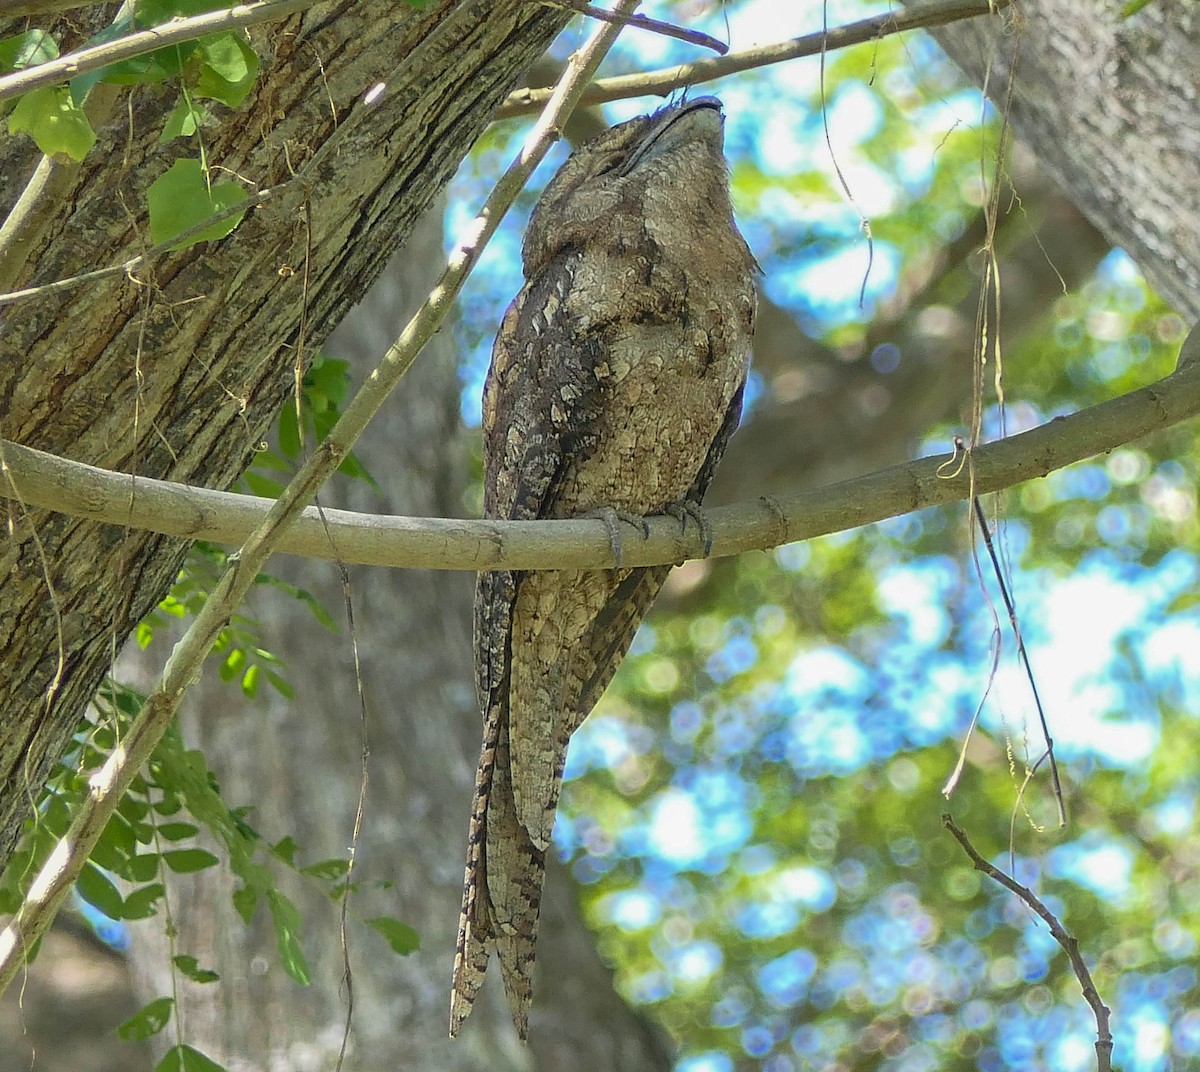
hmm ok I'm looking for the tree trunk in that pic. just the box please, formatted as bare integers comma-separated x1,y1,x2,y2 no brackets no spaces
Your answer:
0,0,569,866
119,205,672,1070
919,0,1200,323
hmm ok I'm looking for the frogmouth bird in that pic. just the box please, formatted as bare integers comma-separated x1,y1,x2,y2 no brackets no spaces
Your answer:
451,94,757,1039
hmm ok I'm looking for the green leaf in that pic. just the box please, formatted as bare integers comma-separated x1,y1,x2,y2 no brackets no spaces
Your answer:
155,1044,227,1072
153,790,183,816
127,853,161,883
277,403,301,458
163,848,220,873
264,669,294,699
76,863,125,919
271,835,299,866
1121,0,1154,12
240,470,285,498
337,452,375,483
266,890,311,985
118,996,174,1041
219,646,245,682
122,883,166,920
231,883,258,924
300,857,349,882
8,86,96,161
160,97,206,141
119,794,153,826
160,595,189,619
138,0,230,22
366,916,420,956
90,816,137,876
146,157,247,249
240,663,259,698
96,47,185,86
195,33,259,107
173,954,220,984
41,794,71,836
0,29,59,71
157,821,200,841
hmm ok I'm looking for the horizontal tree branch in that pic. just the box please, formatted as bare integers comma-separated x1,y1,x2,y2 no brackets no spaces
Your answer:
497,0,1013,119
0,0,1009,306
0,0,1010,115
4,343,1198,572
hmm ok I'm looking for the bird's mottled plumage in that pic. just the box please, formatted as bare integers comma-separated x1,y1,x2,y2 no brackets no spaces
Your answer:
450,96,757,1039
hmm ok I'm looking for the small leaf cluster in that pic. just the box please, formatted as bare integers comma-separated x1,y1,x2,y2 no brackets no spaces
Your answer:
242,354,376,497
0,675,419,1062
136,541,326,700
2,0,260,248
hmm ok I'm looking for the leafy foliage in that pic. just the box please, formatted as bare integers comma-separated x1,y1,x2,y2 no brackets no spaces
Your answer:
1,0,262,223
0,669,418,1058
242,354,376,497
147,158,248,249
559,270,1200,1070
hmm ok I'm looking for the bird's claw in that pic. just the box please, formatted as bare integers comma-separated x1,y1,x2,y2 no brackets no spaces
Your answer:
585,506,650,568
664,500,714,557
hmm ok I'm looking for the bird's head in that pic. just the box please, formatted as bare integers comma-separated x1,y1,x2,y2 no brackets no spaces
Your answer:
522,96,736,273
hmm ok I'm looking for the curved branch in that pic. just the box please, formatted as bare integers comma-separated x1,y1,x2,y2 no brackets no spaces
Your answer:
497,0,1013,119
4,352,1198,571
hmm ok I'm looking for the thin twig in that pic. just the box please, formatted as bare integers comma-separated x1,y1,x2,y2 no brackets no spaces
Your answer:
0,0,322,103
943,815,1113,1072
548,0,728,55
972,496,1067,826
3,340,1200,570
0,0,642,1000
333,555,367,1072
497,0,1012,118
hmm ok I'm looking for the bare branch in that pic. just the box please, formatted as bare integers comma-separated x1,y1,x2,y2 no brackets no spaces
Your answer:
3,336,1200,570
971,495,1066,826
497,0,1013,118
943,815,1113,1072
0,0,643,1000
549,0,728,55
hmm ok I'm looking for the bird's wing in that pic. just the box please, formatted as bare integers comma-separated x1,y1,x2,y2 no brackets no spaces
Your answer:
453,253,613,1037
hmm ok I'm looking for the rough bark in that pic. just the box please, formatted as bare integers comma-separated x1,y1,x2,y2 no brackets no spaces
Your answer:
0,0,569,865
918,0,1200,324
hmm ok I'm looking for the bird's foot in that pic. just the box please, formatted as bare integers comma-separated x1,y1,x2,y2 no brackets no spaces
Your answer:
664,500,714,557
583,507,651,569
